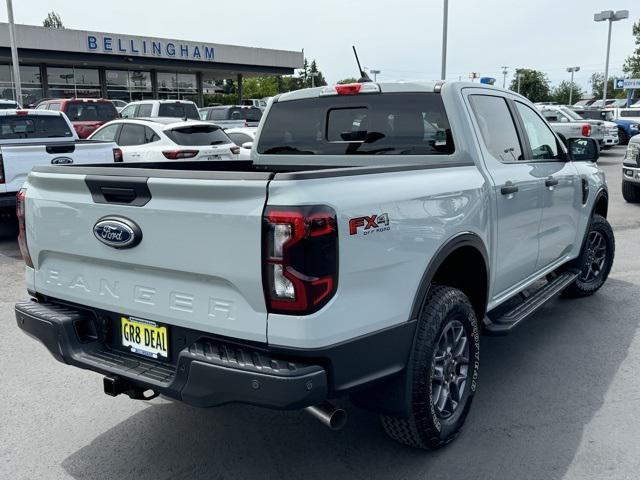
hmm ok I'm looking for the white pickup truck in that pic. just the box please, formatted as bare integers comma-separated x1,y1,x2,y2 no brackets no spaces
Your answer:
15,81,613,449
0,109,120,216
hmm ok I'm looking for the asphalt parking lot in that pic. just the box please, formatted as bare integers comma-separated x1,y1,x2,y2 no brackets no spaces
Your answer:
1,147,639,480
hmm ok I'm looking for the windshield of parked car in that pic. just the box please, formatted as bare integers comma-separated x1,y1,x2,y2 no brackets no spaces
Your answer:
0,114,74,139
164,125,232,146
158,103,200,120
65,102,117,122
619,109,640,119
257,92,454,156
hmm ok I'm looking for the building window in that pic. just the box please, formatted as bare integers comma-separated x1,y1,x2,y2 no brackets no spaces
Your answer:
158,72,198,103
0,64,44,107
47,66,100,99
106,69,153,102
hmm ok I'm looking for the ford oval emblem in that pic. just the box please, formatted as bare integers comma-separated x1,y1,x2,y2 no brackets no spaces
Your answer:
93,217,142,249
51,156,74,165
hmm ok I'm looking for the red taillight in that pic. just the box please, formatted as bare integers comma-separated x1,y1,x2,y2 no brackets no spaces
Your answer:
582,124,591,137
162,149,199,159
113,147,123,162
0,153,4,184
16,110,28,116
262,206,338,315
16,189,33,268
335,83,362,95
230,146,240,155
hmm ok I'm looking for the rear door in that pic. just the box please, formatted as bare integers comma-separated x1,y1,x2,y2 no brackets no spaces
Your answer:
466,92,544,297
117,123,148,161
513,101,581,270
26,169,271,342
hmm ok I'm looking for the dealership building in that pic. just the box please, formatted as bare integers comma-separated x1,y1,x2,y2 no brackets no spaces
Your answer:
0,23,303,106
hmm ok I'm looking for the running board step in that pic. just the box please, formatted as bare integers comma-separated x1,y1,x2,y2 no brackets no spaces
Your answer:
484,271,579,336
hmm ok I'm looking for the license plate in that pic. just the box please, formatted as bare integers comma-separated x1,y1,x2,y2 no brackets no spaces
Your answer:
204,155,221,161
121,317,169,359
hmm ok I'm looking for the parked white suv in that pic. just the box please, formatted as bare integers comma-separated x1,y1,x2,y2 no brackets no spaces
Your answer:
120,100,200,120
89,118,239,162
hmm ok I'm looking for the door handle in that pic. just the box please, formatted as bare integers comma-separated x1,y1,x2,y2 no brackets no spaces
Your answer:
545,177,559,188
501,183,519,195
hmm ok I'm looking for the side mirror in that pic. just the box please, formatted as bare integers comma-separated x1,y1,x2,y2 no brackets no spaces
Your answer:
568,137,599,162
241,141,253,149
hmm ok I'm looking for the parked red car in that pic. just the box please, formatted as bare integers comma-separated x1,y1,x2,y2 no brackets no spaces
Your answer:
36,98,118,138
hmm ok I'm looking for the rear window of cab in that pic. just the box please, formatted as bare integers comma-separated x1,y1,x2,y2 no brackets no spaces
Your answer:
257,92,454,156
0,115,74,139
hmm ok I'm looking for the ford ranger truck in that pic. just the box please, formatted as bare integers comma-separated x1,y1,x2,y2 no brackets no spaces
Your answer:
15,81,614,449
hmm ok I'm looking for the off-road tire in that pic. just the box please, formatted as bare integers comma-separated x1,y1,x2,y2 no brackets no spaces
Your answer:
380,286,480,449
563,214,614,298
622,181,640,203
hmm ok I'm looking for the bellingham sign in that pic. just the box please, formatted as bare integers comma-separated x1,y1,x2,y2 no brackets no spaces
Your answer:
87,34,215,62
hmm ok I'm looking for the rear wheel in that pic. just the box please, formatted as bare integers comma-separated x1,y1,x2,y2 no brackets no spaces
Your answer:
380,286,480,449
563,214,614,297
622,181,640,203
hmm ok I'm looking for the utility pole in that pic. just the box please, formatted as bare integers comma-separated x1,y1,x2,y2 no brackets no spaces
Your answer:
566,66,580,105
517,73,524,94
441,0,448,80
6,0,22,105
594,9,629,102
501,66,509,88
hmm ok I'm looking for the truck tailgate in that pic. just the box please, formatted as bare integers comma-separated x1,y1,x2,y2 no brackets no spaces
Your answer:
26,171,269,342
1,141,114,193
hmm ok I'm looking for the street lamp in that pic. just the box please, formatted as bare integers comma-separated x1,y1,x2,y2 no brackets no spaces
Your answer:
310,72,319,88
594,9,629,102
566,66,580,105
501,66,509,88
370,69,381,82
441,0,448,80
6,0,22,105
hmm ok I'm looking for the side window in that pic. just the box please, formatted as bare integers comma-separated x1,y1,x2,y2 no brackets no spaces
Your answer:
48,103,61,112
120,104,137,118
144,126,160,143
541,110,560,122
91,124,120,142
227,132,252,146
469,95,523,162
137,104,153,117
118,124,146,146
515,102,562,161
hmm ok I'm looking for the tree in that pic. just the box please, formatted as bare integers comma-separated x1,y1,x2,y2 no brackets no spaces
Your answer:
589,72,626,99
43,11,64,29
623,18,640,77
551,81,584,105
336,77,358,84
509,69,550,102
242,76,279,98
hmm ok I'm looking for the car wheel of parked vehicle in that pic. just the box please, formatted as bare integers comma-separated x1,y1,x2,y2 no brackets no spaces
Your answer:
618,127,629,145
622,181,640,203
380,286,479,449
563,214,615,298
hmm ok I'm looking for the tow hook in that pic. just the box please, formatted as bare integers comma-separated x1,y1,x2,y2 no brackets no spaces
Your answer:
103,376,159,401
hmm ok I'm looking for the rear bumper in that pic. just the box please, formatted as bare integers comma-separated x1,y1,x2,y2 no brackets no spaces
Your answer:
15,300,328,409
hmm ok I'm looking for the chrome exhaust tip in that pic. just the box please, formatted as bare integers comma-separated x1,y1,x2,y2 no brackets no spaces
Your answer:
305,402,347,430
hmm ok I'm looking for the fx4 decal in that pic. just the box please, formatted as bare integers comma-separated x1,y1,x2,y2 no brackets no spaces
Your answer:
349,213,391,236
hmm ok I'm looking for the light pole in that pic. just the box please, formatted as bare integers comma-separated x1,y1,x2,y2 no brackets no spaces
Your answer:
441,0,448,80
594,9,629,102
6,0,22,105
566,66,580,105
501,66,509,88
517,73,524,94
370,69,381,82
310,72,319,88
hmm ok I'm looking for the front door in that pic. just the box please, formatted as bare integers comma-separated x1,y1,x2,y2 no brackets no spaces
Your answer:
466,92,544,297
513,101,581,269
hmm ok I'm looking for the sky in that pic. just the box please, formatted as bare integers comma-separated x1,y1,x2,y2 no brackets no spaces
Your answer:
3,0,638,93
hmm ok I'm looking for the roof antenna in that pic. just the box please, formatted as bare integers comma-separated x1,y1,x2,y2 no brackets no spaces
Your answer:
352,46,372,83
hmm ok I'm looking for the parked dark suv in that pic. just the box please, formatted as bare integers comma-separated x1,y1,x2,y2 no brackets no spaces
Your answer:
199,105,262,127
36,98,118,138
